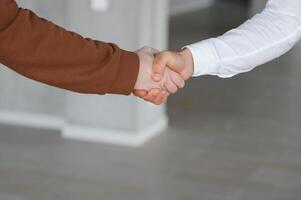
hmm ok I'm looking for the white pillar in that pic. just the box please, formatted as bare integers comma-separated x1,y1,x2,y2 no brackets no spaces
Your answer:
63,0,169,147
0,0,170,147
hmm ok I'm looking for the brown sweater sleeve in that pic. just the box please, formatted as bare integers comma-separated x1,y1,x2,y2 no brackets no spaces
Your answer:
0,0,140,95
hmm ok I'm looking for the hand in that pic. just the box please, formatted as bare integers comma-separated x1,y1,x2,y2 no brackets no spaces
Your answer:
139,49,194,104
133,47,185,105
153,49,194,81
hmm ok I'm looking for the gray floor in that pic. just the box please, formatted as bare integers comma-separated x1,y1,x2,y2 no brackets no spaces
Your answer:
1,2,301,200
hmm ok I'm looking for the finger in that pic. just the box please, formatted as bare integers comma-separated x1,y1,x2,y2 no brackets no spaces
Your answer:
164,77,178,94
153,90,169,105
169,70,185,89
158,91,170,105
143,88,161,103
152,52,172,82
155,90,168,101
133,90,148,98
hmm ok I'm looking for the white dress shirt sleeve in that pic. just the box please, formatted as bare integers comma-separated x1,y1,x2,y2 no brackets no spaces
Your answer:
185,0,301,78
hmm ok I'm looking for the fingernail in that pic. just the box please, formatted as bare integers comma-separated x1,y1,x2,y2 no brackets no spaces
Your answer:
153,74,161,81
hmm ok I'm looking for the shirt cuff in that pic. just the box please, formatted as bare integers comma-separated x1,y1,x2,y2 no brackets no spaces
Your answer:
184,40,219,77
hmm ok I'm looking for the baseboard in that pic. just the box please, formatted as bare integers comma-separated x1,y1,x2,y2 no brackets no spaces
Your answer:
0,110,168,147
62,117,168,147
0,110,64,130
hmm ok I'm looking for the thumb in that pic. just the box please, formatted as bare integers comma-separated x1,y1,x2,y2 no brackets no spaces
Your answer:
152,51,173,82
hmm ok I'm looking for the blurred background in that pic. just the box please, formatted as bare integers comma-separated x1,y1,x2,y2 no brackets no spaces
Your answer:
1,0,301,200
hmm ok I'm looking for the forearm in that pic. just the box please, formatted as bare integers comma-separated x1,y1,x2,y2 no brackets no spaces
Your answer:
186,0,301,78
0,0,139,95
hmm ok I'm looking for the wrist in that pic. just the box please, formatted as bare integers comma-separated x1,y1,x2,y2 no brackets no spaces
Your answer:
133,51,143,90
179,49,194,80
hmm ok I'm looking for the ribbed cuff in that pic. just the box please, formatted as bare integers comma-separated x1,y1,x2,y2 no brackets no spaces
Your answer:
108,50,140,95
184,40,219,77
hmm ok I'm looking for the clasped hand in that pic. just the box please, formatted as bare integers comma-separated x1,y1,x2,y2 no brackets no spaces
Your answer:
133,46,194,105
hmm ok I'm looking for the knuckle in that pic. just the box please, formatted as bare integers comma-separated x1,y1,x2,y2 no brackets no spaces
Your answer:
143,46,152,51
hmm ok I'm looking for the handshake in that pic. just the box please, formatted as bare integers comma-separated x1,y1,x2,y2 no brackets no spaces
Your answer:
133,47,194,105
